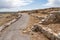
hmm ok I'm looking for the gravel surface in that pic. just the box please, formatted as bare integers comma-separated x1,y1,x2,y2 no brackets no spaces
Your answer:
0,13,30,40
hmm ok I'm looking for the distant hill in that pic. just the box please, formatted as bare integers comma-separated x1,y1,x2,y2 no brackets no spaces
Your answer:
0,7,60,14
0,12,17,14
18,7,60,13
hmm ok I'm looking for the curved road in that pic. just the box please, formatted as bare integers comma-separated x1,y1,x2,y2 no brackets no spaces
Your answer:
0,13,30,40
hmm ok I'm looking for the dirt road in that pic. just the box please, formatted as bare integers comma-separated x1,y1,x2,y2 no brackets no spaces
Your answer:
0,13,30,40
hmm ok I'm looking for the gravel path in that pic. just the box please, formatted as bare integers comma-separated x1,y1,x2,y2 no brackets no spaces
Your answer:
0,13,30,40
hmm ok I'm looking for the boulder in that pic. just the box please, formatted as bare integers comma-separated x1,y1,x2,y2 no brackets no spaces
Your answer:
31,25,40,32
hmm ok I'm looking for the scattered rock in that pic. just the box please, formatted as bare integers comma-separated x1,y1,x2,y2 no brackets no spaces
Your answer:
40,12,60,25
31,25,40,32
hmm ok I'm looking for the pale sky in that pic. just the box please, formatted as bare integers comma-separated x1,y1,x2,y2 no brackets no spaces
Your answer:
0,0,60,12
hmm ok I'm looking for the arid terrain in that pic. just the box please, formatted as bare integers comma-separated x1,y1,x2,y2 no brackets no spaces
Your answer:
21,7,60,40
0,7,60,40
0,13,18,26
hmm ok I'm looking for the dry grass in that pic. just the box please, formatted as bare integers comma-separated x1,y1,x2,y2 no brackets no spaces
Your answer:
31,13,48,17
30,13,60,34
47,24,60,33
30,32,49,40
22,7,60,40
0,13,18,26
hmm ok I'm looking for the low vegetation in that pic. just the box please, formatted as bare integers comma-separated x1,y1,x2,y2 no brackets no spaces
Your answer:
22,7,60,40
0,13,18,26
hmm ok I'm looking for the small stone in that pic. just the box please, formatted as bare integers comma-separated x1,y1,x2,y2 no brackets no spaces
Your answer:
57,33,60,40
31,25,39,32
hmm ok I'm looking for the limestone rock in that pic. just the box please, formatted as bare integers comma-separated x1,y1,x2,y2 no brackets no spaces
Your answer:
40,12,60,25
31,25,40,32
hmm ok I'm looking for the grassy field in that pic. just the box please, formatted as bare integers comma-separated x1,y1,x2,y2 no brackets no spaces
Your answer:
0,13,18,26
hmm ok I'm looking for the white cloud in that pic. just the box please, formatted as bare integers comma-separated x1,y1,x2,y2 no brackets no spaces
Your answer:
45,0,60,7
0,0,33,8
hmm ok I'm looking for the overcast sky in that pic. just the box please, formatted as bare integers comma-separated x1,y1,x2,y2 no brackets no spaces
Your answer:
0,0,60,12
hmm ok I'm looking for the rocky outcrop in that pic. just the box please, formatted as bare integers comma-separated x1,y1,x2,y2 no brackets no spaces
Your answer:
31,24,60,40
31,11,60,40
39,12,60,25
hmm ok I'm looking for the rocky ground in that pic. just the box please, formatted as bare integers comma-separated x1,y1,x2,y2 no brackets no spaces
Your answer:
23,11,60,40
0,13,30,40
0,7,60,40
0,13,18,26
23,13,49,40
